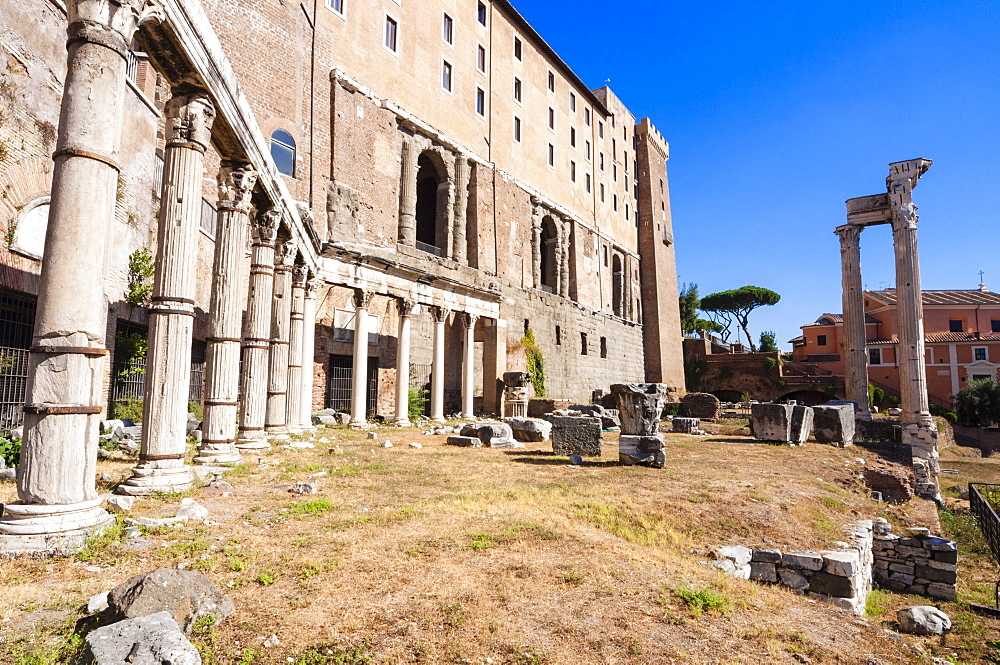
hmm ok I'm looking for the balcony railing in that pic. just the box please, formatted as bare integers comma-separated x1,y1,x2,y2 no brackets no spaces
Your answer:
414,240,444,257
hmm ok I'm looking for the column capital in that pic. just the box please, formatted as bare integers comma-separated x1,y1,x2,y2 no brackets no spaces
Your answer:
292,265,309,286
397,298,416,317
218,164,257,214
431,305,450,324
67,0,164,58
461,312,479,329
165,91,216,152
275,239,298,268
304,276,320,299
252,209,280,245
353,288,374,310
834,224,863,245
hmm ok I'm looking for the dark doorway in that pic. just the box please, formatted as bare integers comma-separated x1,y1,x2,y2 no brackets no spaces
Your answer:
415,154,443,255
540,216,557,292
326,353,379,416
612,254,623,317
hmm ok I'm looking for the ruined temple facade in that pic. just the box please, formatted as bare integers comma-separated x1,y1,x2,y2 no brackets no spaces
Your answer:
0,0,684,431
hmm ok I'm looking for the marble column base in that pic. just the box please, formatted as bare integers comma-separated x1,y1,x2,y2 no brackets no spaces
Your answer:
193,446,242,466
286,425,303,435
394,418,412,427
0,498,113,536
116,464,195,496
235,436,271,451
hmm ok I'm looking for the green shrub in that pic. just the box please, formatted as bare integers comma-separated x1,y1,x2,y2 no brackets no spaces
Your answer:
111,398,144,423
762,357,777,374
868,383,886,409
407,386,428,421
125,247,155,307
522,329,545,397
0,436,21,467
661,403,682,417
674,586,727,615
188,400,203,421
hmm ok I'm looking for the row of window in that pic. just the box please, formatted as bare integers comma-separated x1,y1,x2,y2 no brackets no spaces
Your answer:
866,346,993,365
552,326,609,358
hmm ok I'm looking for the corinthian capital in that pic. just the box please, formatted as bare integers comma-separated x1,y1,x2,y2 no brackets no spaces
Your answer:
431,305,451,324
252,209,280,244
834,224,862,246
276,239,298,268
218,164,257,214
165,92,216,151
305,276,320,298
397,298,416,317
68,0,164,53
292,265,309,286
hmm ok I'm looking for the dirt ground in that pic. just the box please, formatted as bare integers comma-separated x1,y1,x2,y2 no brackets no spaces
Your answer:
1,422,997,664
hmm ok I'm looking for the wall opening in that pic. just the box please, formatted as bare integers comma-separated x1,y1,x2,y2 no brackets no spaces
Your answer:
540,216,558,292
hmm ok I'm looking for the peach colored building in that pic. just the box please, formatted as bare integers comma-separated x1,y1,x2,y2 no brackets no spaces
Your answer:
791,288,1000,407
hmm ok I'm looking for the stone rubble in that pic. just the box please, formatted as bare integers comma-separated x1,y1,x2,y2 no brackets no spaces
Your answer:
812,404,856,447
548,415,602,457
86,611,201,665
291,482,317,495
896,606,952,636
175,498,209,520
106,567,235,633
872,520,958,601
504,416,552,442
751,403,813,444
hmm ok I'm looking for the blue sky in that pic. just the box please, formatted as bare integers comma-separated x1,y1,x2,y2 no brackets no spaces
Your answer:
510,0,1000,348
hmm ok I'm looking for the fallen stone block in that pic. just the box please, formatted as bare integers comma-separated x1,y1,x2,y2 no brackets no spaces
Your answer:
896,606,951,636
549,415,602,457
175,498,208,520
291,482,317,495
618,434,665,468
86,612,201,665
87,590,110,615
505,417,552,442
751,403,794,442
789,405,814,443
107,568,235,633
446,435,482,447
822,550,861,577
716,545,752,567
461,422,515,447
812,404,856,447
777,568,809,590
681,392,721,419
672,417,700,434
600,409,621,429
611,383,669,435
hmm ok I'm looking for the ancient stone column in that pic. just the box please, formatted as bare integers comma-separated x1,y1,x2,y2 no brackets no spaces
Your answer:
530,205,542,289
298,275,319,431
461,313,479,419
887,158,939,499
119,91,216,496
0,0,162,543
350,289,373,425
430,306,450,423
560,218,572,299
237,210,280,450
265,239,297,438
554,219,564,297
835,224,870,420
285,266,307,434
398,137,418,246
452,156,469,265
196,163,257,466
394,298,415,426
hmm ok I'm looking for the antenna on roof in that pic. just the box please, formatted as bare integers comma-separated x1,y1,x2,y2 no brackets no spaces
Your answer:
979,270,987,291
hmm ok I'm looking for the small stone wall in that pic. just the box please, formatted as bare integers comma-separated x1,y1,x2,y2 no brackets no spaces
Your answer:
872,519,958,601
681,393,720,419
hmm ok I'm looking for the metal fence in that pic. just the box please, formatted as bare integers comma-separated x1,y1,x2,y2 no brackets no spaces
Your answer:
325,354,378,415
970,483,1000,566
0,347,29,429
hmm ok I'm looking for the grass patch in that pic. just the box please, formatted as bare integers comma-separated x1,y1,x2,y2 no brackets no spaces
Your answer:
673,585,728,615
572,501,688,548
74,518,125,563
864,587,893,618
288,498,336,518
292,642,373,664
820,496,848,510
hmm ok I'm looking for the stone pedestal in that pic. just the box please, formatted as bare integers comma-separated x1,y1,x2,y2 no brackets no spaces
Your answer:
430,306,448,423
264,240,296,439
394,299,414,426
751,403,813,444
549,415,602,457
672,417,700,434
237,210,280,450
285,267,307,434
350,290,372,425
503,372,531,418
618,435,666,468
461,313,478,418
196,164,256,466
812,405,856,447
836,225,871,419
119,91,216,496
610,383,669,435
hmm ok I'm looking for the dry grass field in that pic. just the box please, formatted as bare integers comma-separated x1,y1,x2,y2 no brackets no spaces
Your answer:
1,422,998,664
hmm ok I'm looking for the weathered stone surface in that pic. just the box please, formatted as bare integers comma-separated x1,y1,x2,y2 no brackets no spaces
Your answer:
610,383,669,435
528,398,572,418
809,571,856,598
926,583,957,601
896,606,951,636
569,404,604,417
446,435,482,447
914,564,957,584
789,405,814,443
822,550,861,577
672,417,701,434
86,612,201,665
488,437,524,449
752,548,782,564
291,482,317,495
682,393,721,419
460,422,515,446
812,405,856,447
175,498,208,520
312,415,337,426
751,403,794,442
505,417,552,442
87,590,110,614
781,552,824,571
549,415,602,457
106,495,135,514
600,409,621,429
107,568,235,633
777,568,809,590
618,434,665,468
716,545,752,567
750,562,778,582
863,467,915,504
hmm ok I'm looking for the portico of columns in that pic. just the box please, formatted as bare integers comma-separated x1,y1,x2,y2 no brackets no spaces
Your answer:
298,275,319,431
430,305,450,423
286,266,307,434
350,289,374,425
394,298,415,426
264,239,297,439
461,313,479,419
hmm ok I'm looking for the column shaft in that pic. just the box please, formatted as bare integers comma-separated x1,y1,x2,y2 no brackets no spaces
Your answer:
560,218,571,298
197,164,257,465
531,206,541,289
483,319,508,417
120,92,216,496
461,313,478,418
453,157,469,264
299,277,319,430
265,240,297,436
237,211,280,449
394,299,414,426
350,290,372,424
430,306,449,423
398,138,417,246
836,224,870,418
286,267,307,434
554,220,564,297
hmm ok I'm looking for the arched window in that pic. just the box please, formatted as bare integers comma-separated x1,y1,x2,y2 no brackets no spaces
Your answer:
414,152,447,256
270,129,296,177
11,197,51,261
539,216,558,292
612,253,623,317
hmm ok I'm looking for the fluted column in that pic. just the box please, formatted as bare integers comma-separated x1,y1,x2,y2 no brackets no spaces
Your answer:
452,157,469,264
237,210,280,450
298,276,319,431
394,298,415,426
560,218,571,298
836,224,870,419
285,266,307,434
398,137,418,246
265,239,297,438
196,164,257,465
461,313,479,419
350,289,373,425
119,90,215,496
554,220,564,297
530,205,542,289
0,0,163,541
430,306,449,423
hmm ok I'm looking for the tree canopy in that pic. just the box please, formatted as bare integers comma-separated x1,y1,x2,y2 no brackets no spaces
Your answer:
700,286,781,351
954,378,1000,426
678,283,723,336
758,330,778,353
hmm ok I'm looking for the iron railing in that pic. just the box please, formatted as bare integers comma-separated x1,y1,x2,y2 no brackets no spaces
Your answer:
0,347,29,429
414,240,444,257
325,354,378,416
970,483,1000,566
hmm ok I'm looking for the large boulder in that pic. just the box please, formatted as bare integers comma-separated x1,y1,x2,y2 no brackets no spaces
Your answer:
107,568,235,633
505,417,552,442
610,383,669,435
618,434,665,468
896,606,951,636
460,421,517,448
812,404,856,447
549,415,602,456
682,393,721,419
86,612,200,665
751,403,812,443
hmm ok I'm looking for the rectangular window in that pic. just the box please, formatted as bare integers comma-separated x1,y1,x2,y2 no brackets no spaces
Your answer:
612,138,616,156
513,35,522,60
868,348,881,365
547,70,555,92
993,320,1000,333
585,173,591,193
613,163,617,182
441,60,453,92
599,183,605,202
442,13,453,45
570,160,576,182
513,77,522,103
547,143,555,167
581,332,588,355
599,121,604,139
603,245,608,266
817,335,827,346
599,152,604,172
475,87,485,116
613,193,618,212
975,347,988,361
513,116,522,143
476,45,486,73
625,202,629,219
584,108,591,126
949,319,964,333
477,1,487,25
585,140,591,161
384,15,398,52
325,0,344,15
570,127,576,148
548,107,555,130
569,92,576,112
600,336,607,359
555,325,561,346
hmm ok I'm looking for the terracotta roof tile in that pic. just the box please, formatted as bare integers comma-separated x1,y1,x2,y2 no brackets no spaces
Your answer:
866,289,1000,306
